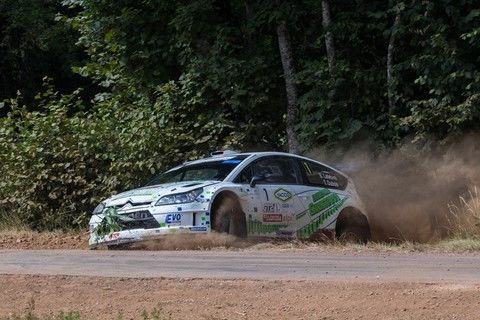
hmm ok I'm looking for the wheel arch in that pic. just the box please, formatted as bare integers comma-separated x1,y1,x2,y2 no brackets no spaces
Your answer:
209,189,243,220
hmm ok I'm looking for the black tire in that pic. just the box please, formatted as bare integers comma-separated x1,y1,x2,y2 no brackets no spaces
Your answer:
212,195,247,238
337,225,370,244
335,208,371,244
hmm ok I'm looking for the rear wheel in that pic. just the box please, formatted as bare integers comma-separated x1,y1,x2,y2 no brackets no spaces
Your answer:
212,194,247,238
335,208,371,244
337,225,370,244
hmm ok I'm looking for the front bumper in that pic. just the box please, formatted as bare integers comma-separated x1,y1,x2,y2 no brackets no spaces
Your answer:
89,224,210,248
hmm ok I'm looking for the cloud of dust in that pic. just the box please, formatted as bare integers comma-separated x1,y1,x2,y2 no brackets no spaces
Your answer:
133,232,256,250
308,135,480,243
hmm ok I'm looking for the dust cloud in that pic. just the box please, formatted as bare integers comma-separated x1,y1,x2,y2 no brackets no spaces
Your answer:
123,136,480,249
312,135,480,242
131,233,255,250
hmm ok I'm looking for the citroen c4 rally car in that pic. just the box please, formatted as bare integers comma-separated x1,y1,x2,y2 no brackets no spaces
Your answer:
89,151,370,248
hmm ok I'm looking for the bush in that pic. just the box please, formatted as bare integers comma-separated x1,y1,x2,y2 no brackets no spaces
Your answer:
0,81,241,230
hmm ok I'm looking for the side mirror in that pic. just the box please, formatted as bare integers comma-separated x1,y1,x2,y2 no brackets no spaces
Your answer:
249,175,264,188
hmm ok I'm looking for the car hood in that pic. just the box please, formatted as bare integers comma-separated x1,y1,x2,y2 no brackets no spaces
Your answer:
105,181,219,207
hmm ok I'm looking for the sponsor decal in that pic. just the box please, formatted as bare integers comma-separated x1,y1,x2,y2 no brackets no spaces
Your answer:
189,226,208,232
110,232,121,240
263,202,293,214
165,213,182,224
318,170,340,188
123,191,155,197
273,188,293,202
127,211,150,220
297,193,348,238
309,189,345,216
296,210,308,220
262,213,283,223
263,203,280,213
247,220,288,234
222,159,241,164
312,189,330,202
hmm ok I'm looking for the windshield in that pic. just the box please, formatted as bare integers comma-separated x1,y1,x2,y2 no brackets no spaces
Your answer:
146,156,248,185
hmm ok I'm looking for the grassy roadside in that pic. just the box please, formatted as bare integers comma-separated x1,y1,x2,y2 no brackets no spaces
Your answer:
1,228,480,254
1,187,479,253
0,300,170,320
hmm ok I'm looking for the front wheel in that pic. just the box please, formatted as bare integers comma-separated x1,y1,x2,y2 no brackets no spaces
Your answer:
212,195,247,238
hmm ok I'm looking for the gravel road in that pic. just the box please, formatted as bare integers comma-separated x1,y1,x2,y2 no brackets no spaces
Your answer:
1,249,479,283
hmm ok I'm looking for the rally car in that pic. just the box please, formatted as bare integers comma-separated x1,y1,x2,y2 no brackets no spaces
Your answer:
89,151,370,248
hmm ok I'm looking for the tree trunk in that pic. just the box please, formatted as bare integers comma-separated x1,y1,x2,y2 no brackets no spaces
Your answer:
321,0,335,72
244,0,251,21
387,5,401,113
276,20,301,154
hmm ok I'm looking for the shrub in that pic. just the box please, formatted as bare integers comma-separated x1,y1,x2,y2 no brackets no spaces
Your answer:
0,81,239,230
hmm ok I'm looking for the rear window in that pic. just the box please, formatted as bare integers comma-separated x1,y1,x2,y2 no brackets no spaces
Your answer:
300,160,347,190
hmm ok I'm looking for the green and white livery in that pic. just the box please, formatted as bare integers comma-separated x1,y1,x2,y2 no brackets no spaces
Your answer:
89,151,370,248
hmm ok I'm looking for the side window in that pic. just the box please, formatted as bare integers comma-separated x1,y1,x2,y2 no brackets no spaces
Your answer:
252,157,301,184
300,160,347,190
235,165,253,184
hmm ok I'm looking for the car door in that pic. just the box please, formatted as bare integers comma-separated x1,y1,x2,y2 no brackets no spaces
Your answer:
234,156,305,237
294,158,350,238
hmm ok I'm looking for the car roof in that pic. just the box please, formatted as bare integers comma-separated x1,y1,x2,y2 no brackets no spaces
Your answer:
173,151,347,177
183,151,295,164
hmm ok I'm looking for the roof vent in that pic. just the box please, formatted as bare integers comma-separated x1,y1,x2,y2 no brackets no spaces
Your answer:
210,150,240,157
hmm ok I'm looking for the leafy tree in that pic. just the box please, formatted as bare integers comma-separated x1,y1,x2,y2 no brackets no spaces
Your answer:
1,0,480,229
0,0,91,105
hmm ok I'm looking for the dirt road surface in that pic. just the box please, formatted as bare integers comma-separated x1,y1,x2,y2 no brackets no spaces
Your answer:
1,250,480,282
1,250,480,319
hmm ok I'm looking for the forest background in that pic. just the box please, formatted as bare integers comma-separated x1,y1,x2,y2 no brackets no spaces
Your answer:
0,0,479,230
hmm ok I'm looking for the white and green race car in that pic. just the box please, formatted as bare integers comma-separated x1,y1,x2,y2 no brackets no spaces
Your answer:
89,151,370,248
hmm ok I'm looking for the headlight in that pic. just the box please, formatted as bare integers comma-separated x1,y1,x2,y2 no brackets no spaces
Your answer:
155,188,203,206
93,203,105,214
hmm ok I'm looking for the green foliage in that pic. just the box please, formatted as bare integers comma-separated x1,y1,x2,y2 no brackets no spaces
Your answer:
92,208,126,238
0,78,247,230
140,307,171,320
0,299,169,320
393,0,480,144
0,0,89,104
1,0,480,230
0,298,81,320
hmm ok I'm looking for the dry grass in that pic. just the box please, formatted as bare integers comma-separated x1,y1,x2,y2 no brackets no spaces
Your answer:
0,211,28,232
447,186,480,240
2,186,480,253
